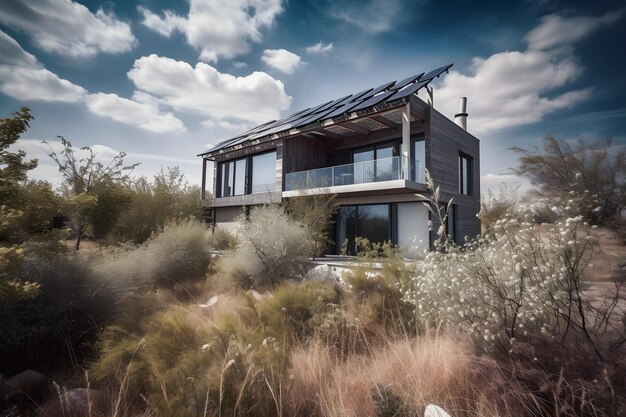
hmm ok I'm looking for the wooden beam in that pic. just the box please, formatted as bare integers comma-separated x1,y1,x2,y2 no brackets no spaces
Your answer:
369,115,397,128
402,102,411,180
335,122,370,135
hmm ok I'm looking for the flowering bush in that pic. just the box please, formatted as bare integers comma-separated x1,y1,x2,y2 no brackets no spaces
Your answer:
405,206,600,350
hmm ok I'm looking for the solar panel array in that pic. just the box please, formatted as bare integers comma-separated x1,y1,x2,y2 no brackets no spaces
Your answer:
201,64,453,156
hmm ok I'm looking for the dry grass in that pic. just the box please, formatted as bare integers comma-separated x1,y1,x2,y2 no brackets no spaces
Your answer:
283,333,537,417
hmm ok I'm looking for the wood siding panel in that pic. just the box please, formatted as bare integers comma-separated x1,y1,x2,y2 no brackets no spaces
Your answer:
427,107,481,243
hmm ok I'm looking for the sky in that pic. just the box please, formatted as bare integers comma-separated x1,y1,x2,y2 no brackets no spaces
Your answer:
1,0,625,195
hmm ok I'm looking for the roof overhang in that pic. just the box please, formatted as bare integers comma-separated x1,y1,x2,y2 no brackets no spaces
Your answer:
198,64,453,159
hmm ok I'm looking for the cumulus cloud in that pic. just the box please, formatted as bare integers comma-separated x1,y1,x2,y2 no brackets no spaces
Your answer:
526,10,624,51
138,0,283,62
86,92,187,134
0,30,86,102
261,49,302,73
306,42,334,54
127,54,291,124
0,30,38,67
0,31,184,133
432,11,621,134
0,66,87,102
0,0,136,58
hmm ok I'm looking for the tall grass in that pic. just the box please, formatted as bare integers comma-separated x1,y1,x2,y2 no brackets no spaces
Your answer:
283,333,541,417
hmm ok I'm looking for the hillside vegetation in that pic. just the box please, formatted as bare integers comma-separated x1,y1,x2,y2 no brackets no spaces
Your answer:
1,109,625,417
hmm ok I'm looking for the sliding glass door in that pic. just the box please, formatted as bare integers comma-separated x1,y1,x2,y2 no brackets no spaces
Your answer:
336,204,391,254
352,143,398,183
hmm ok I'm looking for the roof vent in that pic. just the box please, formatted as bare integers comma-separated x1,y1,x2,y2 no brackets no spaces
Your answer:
455,97,468,130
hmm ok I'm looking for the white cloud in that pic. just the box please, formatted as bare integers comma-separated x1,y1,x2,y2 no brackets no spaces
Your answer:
86,92,187,134
0,31,186,133
526,10,624,51
202,119,252,131
0,66,87,102
0,30,38,67
306,42,334,54
127,54,292,124
431,11,621,134
261,49,301,73
138,0,284,62
0,0,136,58
330,0,409,34
0,30,86,102
433,50,589,133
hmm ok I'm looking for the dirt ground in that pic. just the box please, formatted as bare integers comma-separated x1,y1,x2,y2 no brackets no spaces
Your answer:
585,227,626,313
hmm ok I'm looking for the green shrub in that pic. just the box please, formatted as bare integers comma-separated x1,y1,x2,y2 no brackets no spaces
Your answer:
255,279,341,344
95,219,211,290
223,205,309,289
0,240,115,375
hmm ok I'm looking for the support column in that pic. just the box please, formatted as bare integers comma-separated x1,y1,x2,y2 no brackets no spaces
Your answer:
201,158,207,200
401,101,411,180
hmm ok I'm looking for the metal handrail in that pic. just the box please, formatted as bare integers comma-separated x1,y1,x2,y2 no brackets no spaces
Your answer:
285,156,425,191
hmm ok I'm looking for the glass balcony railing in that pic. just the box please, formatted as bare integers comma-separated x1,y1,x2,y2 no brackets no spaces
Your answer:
285,156,424,191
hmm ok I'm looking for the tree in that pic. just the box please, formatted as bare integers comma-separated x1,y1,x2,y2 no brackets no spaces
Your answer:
512,135,626,222
0,107,37,204
44,137,139,250
112,167,202,243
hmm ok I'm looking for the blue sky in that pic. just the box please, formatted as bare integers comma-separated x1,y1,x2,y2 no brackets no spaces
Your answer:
1,0,625,193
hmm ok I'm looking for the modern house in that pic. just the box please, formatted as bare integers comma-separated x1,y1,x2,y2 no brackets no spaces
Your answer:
199,64,480,255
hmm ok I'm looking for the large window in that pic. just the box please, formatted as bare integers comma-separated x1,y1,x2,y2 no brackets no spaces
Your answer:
459,153,472,195
336,204,391,254
352,142,399,183
446,204,456,243
251,151,277,193
219,157,246,197
218,150,276,197
412,137,425,182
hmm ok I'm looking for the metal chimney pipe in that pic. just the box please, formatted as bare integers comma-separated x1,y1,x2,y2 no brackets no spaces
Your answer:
455,97,468,130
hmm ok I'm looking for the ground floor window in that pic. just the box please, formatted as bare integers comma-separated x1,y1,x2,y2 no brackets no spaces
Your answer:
336,204,391,254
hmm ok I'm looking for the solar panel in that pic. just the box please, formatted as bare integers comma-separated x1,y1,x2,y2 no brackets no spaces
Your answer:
357,81,395,101
292,94,354,128
420,63,453,82
349,90,397,112
202,64,453,155
391,72,424,91
387,79,429,101
349,88,374,102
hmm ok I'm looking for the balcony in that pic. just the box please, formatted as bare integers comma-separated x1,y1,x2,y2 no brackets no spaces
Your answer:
283,156,425,196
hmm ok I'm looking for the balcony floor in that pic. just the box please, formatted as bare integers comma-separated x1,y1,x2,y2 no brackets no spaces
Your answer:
281,179,426,198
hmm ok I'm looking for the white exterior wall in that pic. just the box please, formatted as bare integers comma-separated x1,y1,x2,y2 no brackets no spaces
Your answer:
215,206,243,234
397,202,429,258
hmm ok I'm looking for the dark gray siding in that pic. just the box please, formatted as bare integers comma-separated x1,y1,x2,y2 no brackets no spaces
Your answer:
428,108,481,244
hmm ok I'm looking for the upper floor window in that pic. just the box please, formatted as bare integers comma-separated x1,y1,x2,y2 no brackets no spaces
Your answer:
412,137,425,183
459,153,472,195
218,150,276,197
251,151,277,193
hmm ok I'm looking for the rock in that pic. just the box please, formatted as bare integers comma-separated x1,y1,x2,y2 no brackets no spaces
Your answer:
2,370,49,402
424,404,453,417
204,295,220,307
199,295,220,308
42,388,105,417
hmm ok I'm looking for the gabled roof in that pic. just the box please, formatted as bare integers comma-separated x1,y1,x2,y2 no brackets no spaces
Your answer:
199,63,453,157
